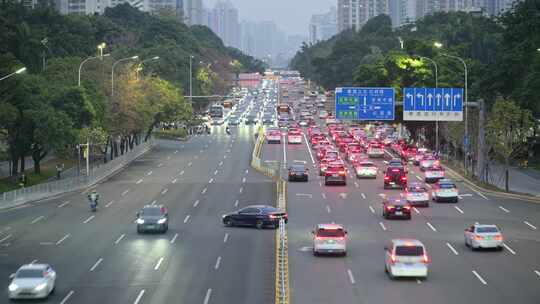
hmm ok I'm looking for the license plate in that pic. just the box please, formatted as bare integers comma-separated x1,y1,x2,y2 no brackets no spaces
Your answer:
485,236,492,240
390,182,395,185
404,262,414,266
395,211,402,215
332,174,338,177
147,225,155,229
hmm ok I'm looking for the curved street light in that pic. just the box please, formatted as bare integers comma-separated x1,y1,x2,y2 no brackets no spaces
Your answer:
434,41,470,171
111,55,139,97
136,56,160,80
0,67,26,81
78,54,111,86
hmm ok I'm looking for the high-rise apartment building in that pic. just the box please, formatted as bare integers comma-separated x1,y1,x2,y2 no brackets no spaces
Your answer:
207,1,240,48
309,6,337,44
338,0,390,33
337,0,352,32
184,0,203,25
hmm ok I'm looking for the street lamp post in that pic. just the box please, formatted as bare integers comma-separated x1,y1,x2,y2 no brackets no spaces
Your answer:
416,55,439,152
434,42,469,172
189,55,194,105
0,67,26,81
136,56,159,80
78,54,111,86
111,55,139,97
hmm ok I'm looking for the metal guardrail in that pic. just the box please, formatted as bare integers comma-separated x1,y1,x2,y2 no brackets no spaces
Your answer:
0,139,155,209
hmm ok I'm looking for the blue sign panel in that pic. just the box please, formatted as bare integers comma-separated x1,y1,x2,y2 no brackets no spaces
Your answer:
403,87,463,121
335,87,395,121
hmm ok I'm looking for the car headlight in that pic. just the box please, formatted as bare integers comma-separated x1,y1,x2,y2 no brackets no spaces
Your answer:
222,214,227,219
136,219,145,224
34,283,47,291
157,218,167,224
8,283,18,292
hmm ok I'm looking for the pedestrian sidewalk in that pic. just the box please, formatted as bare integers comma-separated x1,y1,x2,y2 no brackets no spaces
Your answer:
485,163,540,196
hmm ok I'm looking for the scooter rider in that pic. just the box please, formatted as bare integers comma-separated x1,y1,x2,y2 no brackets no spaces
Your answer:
88,190,99,206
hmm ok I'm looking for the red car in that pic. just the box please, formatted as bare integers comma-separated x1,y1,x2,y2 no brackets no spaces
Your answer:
324,162,347,186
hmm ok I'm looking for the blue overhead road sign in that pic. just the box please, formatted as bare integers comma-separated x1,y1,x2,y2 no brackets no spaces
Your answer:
335,87,395,121
403,87,463,121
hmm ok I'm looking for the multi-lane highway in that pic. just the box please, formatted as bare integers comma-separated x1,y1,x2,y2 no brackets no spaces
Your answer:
262,120,540,304
0,126,275,304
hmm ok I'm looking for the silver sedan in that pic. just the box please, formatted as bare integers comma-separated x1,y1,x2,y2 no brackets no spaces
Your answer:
8,264,56,300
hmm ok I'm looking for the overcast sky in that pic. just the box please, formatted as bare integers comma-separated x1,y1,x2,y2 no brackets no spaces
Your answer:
204,0,336,36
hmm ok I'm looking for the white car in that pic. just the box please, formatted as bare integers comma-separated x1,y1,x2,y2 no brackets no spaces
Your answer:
432,179,459,203
404,183,430,207
319,110,328,119
464,224,504,251
419,157,438,171
312,224,347,256
424,166,445,183
385,239,429,279
8,264,56,300
266,130,281,144
367,145,385,158
355,161,378,178
287,132,302,144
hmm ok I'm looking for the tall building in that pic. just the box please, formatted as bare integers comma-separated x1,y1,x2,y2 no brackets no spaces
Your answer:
208,1,240,48
309,6,337,44
337,0,390,33
337,0,352,32
184,0,203,25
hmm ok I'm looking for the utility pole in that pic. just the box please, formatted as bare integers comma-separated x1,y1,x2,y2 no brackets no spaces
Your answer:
476,99,486,182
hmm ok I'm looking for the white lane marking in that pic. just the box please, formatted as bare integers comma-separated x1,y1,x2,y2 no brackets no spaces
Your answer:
293,160,307,164
203,288,212,304
339,193,347,199
209,178,214,184
469,186,489,200
90,258,103,272
303,133,316,164
147,171,153,176
242,177,246,183
379,222,387,231
322,193,327,199
369,206,375,214
296,193,313,198
161,188,168,195
282,138,287,168
416,279,422,284
184,215,191,223
454,206,464,214
319,181,322,187
188,161,193,167
472,270,488,285
245,169,249,174
201,188,207,194
234,199,239,207
239,187,243,194
219,161,223,167
136,179,143,184
39,242,54,246
170,233,179,244
193,200,200,207
426,184,432,189
168,156,171,160
416,175,423,181
534,270,540,277
354,182,359,188
412,207,420,214
224,155,227,159
214,170,219,176
446,242,459,255
524,221,538,230
133,289,145,304
498,206,510,213
426,222,437,232
83,215,95,224
0,234,12,243
361,193,366,199
114,234,125,245
60,290,74,304
180,170,185,176
56,234,70,245
194,155,199,159
31,216,44,224
58,200,71,208
503,243,516,255
378,193,385,198
172,178,178,184
214,256,222,270
154,257,164,270
326,205,331,213
223,233,229,243
150,200,157,206
347,269,356,284
174,150,178,154
158,163,163,167
121,189,130,196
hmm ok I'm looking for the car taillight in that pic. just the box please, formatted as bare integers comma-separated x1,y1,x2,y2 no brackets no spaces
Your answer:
392,169,400,172
474,235,484,240
386,205,395,210
339,170,346,175
401,176,407,181
390,253,397,264
423,254,430,263
269,214,277,219
403,205,411,210
384,176,389,180
336,237,345,241
494,235,503,241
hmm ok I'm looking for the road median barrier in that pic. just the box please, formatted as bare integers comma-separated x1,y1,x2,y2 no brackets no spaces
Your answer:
249,125,289,304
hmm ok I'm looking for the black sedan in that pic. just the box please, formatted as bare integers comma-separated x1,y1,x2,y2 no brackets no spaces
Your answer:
288,164,309,182
222,205,288,229
382,197,412,220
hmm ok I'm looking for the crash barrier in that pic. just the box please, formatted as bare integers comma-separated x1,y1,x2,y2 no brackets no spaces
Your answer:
0,139,155,210
248,125,290,304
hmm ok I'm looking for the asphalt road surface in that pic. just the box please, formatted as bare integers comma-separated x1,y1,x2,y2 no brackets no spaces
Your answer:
0,126,275,304
261,121,540,304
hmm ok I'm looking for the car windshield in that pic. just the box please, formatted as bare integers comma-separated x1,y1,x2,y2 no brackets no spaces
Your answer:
328,166,344,171
291,165,305,171
439,183,455,189
476,227,499,233
395,246,424,256
16,269,44,278
360,163,375,167
141,208,162,216
409,187,426,193
317,229,345,237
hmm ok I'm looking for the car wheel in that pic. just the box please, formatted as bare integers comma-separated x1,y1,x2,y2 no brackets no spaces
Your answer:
313,249,318,256
137,227,142,234
255,220,264,229
406,215,412,220
224,218,233,227
497,246,504,251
